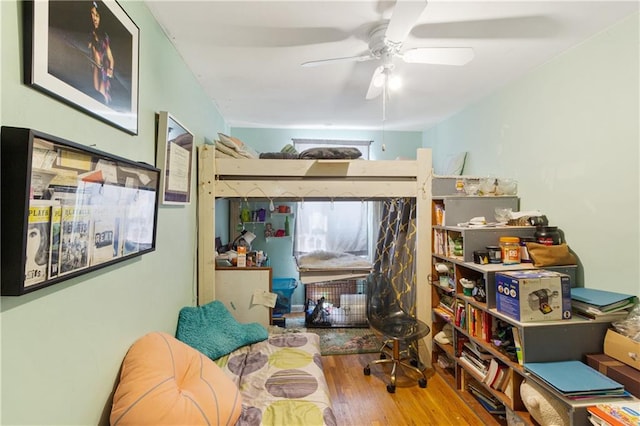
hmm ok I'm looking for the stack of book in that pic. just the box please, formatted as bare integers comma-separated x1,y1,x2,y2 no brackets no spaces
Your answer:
524,360,627,399
458,339,491,378
467,381,506,415
587,401,640,426
571,288,637,321
483,358,513,393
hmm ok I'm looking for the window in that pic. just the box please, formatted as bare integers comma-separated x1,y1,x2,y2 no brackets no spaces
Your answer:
293,139,373,257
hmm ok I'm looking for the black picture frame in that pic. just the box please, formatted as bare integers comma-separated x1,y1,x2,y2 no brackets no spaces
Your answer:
156,112,194,205
0,126,160,296
23,0,140,135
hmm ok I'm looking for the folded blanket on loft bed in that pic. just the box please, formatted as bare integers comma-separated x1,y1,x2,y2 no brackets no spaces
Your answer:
296,250,372,284
214,133,363,160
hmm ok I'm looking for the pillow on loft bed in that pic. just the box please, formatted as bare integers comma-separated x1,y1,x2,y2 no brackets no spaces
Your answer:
217,133,260,159
215,140,242,158
176,301,268,360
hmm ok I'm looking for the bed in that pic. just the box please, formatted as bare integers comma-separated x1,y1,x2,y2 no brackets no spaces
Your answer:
196,144,433,354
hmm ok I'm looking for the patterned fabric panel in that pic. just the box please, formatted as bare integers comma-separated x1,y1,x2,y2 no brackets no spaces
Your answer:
217,333,337,426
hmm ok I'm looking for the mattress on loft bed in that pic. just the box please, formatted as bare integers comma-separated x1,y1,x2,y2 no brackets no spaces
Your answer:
296,250,372,284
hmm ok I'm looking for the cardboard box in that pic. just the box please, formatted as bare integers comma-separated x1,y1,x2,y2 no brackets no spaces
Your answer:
585,353,640,398
496,270,572,322
604,329,640,371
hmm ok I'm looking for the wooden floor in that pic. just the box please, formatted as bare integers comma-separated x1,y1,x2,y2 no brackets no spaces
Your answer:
322,353,484,426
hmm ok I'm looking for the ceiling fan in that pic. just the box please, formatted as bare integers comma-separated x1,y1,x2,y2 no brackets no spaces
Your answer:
301,0,474,100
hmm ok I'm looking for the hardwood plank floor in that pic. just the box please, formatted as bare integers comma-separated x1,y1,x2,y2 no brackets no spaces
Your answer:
322,353,485,426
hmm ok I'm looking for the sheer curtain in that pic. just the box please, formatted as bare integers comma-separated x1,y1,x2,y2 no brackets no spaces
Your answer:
293,139,372,257
372,198,417,315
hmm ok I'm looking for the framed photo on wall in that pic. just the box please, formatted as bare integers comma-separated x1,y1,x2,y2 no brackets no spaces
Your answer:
24,0,140,135
156,112,194,205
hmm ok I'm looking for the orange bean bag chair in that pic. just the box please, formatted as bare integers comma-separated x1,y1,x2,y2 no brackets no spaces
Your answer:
110,332,242,425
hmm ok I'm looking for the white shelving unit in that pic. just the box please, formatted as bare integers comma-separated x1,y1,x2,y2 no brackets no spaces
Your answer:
429,176,610,425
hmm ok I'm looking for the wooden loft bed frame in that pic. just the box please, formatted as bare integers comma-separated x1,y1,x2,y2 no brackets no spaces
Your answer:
196,145,433,355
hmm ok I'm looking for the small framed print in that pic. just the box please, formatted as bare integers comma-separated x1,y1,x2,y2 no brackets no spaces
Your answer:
24,0,139,134
156,112,194,205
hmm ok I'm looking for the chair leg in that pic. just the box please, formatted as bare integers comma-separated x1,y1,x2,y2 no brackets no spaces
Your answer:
363,339,428,392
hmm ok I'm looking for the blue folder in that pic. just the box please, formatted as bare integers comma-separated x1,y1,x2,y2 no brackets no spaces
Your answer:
571,288,637,310
524,361,625,396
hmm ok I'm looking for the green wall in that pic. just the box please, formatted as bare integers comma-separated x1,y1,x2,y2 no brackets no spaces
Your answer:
1,1,637,424
423,13,639,294
1,1,226,424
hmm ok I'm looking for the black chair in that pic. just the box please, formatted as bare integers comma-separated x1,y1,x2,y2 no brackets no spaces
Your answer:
363,272,430,393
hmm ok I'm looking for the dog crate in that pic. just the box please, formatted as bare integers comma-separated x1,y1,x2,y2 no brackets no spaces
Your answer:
304,279,368,328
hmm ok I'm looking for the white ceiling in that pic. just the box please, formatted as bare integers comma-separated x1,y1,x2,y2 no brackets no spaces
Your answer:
145,1,638,131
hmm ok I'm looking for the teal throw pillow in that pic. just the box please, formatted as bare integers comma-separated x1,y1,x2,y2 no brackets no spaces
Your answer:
176,301,268,360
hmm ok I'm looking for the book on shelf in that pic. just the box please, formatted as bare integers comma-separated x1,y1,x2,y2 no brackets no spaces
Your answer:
433,306,454,322
464,341,493,361
511,327,523,366
439,293,456,313
483,358,500,386
24,200,53,287
587,401,640,426
481,311,492,343
458,354,488,378
476,397,506,415
461,347,490,373
467,382,505,414
484,358,510,392
497,366,513,392
572,299,635,315
572,307,630,322
454,300,465,327
571,288,638,312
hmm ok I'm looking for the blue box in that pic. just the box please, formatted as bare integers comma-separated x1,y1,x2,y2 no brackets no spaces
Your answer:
273,278,298,314
496,270,572,322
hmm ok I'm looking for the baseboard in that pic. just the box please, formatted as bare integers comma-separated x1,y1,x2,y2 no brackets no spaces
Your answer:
291,304,304,313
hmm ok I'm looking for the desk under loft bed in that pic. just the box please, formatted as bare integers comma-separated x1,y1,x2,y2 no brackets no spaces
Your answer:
197,145,433,356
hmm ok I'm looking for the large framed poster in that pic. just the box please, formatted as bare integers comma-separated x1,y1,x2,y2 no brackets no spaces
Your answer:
0,127,160,296
24,0,140,134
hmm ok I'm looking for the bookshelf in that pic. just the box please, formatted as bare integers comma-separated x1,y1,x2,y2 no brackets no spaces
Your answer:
430,177,610,425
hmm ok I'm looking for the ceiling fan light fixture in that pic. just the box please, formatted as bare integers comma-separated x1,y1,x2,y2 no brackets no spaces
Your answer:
388,74,402,91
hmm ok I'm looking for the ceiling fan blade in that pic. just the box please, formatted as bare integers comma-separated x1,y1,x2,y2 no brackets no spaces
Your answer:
402,47,474,65
365,66,385,100
385,0,428,43
411,16,560,40
301,53,375,67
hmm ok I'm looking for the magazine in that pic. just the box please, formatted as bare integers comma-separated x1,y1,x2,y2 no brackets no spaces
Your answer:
48,203,62,279
59,205,92,275
24,200,52,286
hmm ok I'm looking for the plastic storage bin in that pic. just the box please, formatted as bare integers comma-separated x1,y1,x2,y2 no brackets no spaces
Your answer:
273,278,298,314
